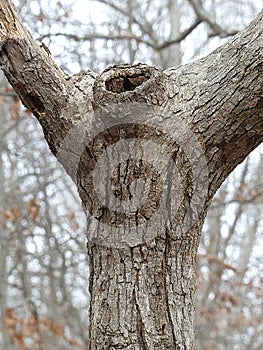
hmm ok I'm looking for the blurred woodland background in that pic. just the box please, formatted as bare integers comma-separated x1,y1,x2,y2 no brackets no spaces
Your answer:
0,0,262,349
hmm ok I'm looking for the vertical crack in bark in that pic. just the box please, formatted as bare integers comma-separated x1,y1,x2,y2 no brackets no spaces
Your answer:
164,237,178,347
133,288,148,350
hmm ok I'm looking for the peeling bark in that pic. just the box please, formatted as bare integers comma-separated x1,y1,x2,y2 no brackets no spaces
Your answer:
0,2,262,349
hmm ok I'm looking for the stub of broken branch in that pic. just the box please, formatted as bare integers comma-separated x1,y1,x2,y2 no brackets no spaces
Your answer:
93,63,167,107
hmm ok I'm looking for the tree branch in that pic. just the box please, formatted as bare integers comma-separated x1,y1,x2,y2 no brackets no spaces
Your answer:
156,18,202,50
0,0,95,155
0,1,68,139
37,31,155,48
0,0,67,113
93,0,155,40
188,0,239,37
165,10,263,198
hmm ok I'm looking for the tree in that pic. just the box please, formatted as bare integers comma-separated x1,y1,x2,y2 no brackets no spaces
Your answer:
0,1,262,349
0,78,88,348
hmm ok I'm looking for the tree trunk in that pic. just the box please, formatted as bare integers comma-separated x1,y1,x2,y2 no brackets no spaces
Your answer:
0,1,262,349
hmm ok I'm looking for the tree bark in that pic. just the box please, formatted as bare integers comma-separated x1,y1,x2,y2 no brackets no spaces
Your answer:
0,2,262,349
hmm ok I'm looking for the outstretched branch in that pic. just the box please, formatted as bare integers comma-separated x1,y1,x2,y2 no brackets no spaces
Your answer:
0,0,82,153
166,10,263,199
0,1,67,111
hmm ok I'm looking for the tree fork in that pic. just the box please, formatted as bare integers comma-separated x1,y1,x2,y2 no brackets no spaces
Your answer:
0,1,263,349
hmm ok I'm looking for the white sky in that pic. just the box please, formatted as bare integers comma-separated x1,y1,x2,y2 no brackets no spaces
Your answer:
72,0,108,24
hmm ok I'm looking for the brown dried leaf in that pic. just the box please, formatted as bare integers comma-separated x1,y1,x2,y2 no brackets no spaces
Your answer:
27,199,40,223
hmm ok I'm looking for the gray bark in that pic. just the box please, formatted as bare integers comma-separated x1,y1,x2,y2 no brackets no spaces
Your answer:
0,1,262,348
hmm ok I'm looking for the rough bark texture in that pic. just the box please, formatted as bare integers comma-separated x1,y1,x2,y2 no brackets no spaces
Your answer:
0,2,262,349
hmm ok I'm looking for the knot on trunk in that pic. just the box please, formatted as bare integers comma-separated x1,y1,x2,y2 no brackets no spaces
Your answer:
93,63,166,107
